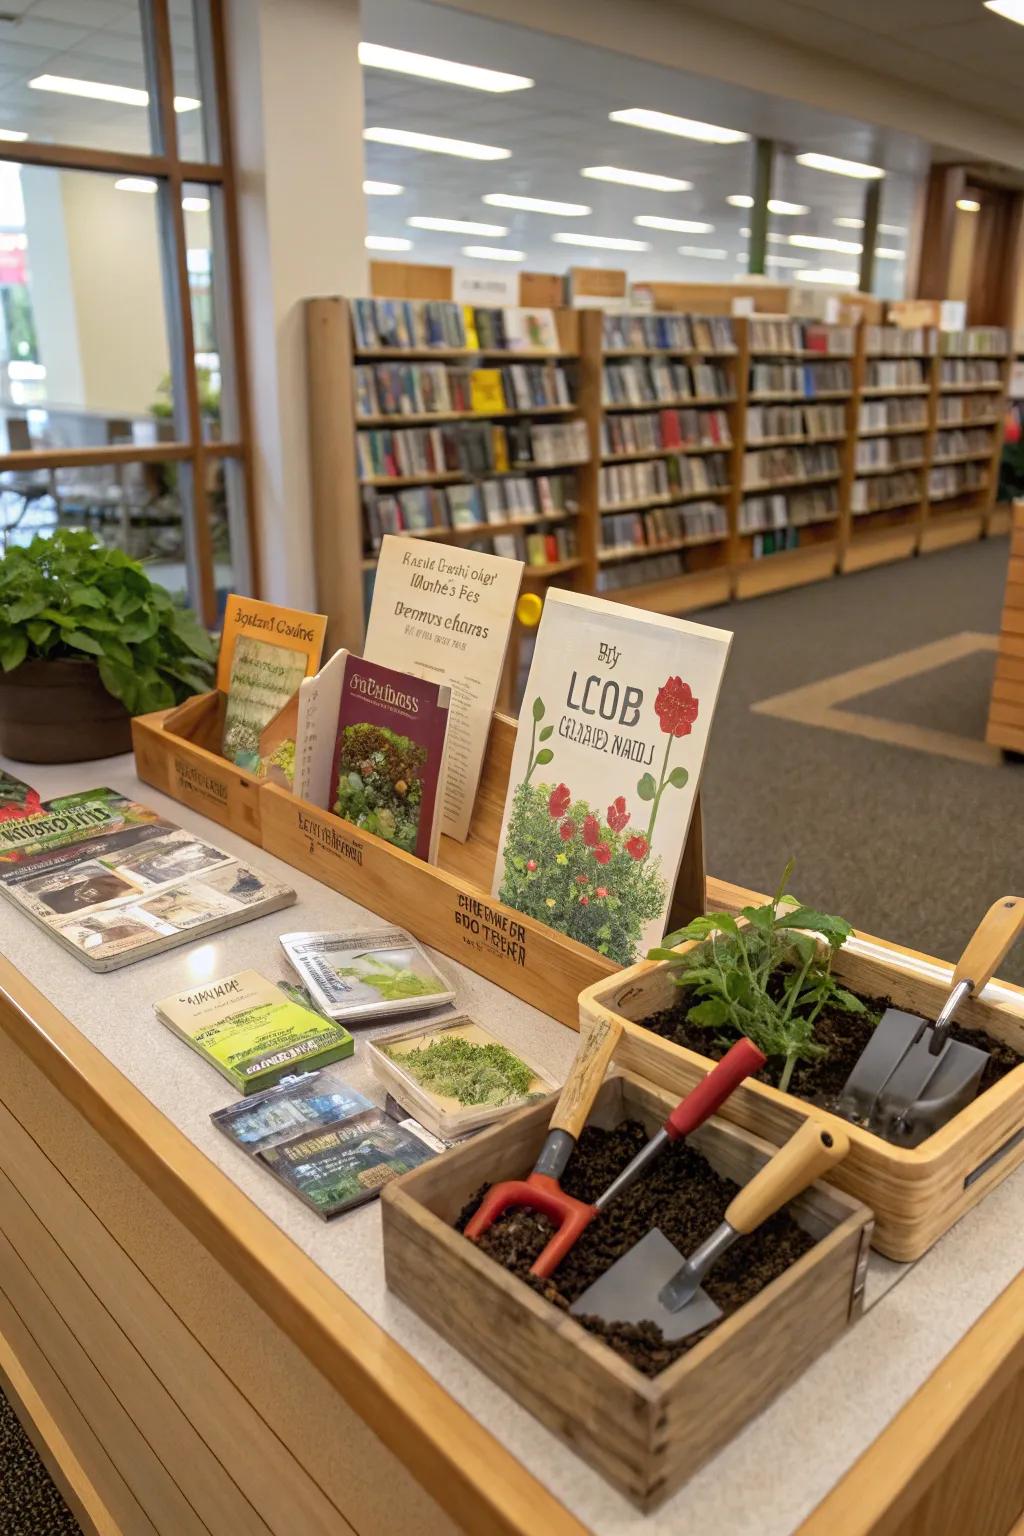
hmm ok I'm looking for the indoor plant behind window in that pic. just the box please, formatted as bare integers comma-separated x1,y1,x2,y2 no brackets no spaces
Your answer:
0,530,215,763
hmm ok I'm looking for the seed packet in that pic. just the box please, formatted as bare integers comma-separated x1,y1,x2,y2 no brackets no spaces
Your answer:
279,929,454,1023
366,1014,557,1140
257,1107,437,1218
211,1067,374,1153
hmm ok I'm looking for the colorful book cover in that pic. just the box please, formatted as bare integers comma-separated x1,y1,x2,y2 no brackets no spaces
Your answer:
217,594,327,770
492,588,732,966
211,1067,374,1152
470,368,507,414
0,768,42,823
155,969,354,1094
279,928,454,1022
329,655,451,862
257,1107,436,1217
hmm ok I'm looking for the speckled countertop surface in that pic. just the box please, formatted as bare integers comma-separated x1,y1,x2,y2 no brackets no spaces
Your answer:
2,754,1023,1536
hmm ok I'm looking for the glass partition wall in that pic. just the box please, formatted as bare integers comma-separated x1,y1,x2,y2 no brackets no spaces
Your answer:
0,0,253,625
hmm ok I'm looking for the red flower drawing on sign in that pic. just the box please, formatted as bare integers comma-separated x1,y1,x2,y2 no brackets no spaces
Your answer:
559,818,576,841
582,814,601,846
654,677,699,738
606,795,630,833
626,835,649,861
592,843,612,865
548,783,571,819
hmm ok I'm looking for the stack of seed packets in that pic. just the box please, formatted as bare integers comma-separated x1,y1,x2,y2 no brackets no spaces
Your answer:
278,928,454,1025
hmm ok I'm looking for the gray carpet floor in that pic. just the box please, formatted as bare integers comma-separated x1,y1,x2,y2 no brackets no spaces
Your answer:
0,1387,80,1536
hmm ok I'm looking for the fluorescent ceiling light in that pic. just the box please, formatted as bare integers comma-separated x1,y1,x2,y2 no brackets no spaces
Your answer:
740,226,751,236
364,126,510,160
766,231,785,242
875,248,905,260
114,177,158,193
678,245,728,258
483,192,590,216
879,223,905,234
834,217,864,228
795,267,859,285
727,194,807,214
765,254,809,268
984,0,1024,24
609,107,748,144
357,42,532,92
727,194,754,208
181,196,210,213
29,74,198,111
0,129,27,142
796,152,884,179
365,235,413,251
581,165,692,191
789,233,862,253
634,214,714,232
462,245,524,261
552,231,650,250
363,180,404,196
957,198,981,212
408,215,507,235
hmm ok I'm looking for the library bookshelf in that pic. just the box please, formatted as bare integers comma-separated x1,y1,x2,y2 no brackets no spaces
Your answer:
305,297,1010,666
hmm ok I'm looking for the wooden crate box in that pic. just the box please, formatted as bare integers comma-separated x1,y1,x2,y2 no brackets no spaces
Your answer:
580,937,1024,1261
382,1069,871,1511
132,692,263,844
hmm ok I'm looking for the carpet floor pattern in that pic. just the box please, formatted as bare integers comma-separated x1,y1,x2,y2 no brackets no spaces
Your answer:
0,1388,80,1536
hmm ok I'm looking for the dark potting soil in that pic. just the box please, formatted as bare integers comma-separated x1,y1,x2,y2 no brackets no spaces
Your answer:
642,975,1021,1120
456,1120,814,1378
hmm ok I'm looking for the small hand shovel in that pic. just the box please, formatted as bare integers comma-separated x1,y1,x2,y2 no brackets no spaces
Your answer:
570,1118,848,1341
836,896,1024,1147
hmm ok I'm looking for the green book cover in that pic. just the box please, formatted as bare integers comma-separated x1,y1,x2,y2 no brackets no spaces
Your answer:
155,969,354,1094
257,1108,436,1217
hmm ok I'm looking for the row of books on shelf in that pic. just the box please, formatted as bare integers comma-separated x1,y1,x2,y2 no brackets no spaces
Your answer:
851,470,919,514
928,462,987,501
354,361,572,418
746,402,846,441
748,318,854,355
601,501,729,556
939,359,1003,386
356,418,589,480
858,398,928,433
865,325,934,358
865,359,928,389
602,312,735,354
599,452,729,509
602,359,732,406
352,299,561,354
742,443,841,488
361,472,578,549
477,525,579,566
934,427,995,460
749,361,852,397
855,435,925,471
595,548,699,592
938,394,1001,424
750,528,801,558
601,406,731,457
938,328,1008,356
739,488,838,532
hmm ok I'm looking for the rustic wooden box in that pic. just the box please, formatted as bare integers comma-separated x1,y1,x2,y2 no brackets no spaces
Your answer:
382,1069,871,1511
132,691,263,844
580,936,1024,1261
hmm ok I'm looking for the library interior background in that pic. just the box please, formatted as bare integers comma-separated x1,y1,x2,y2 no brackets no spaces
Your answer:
3,2,1024,1535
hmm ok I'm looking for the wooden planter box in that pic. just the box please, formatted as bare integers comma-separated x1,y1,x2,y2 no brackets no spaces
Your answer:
580,937,1024,1261
132,691,263,844
382,1069,871,1511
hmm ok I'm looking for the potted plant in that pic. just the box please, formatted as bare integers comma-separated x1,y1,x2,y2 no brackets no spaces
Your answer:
0,530,215,763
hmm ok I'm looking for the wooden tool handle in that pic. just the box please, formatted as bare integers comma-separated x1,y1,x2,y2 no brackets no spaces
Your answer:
953,897,1024,994
549,1014,623,1140
725,1118,849,1236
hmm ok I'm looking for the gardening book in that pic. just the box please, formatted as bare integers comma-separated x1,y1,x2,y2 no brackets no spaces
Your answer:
217,593,327,771
279,928,454,1023
491,588,732,967
363,536,523,842
256,1107,437,1218
155,969,354,1094
0,787,295,971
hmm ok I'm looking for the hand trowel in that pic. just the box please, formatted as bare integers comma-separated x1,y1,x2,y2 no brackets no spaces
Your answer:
836,896,1024,1147
569,1118,848,1342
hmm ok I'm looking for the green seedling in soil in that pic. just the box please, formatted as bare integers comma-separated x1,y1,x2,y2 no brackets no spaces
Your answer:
649,859,866,1093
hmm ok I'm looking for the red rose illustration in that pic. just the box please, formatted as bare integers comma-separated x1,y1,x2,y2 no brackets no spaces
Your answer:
548,783,571,818
582,814,600,846
606,796,630,833
579,895,589,906
626,835,649,860
592,843,611,865
575,874,588,885
595,886,608,899
526,859,537,872
559,818,576,841
654,677,699,738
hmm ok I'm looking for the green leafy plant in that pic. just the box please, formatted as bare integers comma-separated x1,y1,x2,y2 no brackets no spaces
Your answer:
650,860,867,1092
0,530,215,715
334,722,426,853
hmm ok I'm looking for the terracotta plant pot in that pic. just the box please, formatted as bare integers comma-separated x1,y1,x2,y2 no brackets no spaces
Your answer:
0,658,133,764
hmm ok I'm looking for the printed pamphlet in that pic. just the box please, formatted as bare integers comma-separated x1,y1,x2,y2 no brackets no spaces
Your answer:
279,928,454,1023
217,593,327,771
212,1067,374,1152
257,1107,437,1217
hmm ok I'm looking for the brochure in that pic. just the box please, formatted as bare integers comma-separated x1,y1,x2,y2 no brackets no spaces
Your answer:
491,587,732,966
257,1108,437,1218
279,928,454,1023
0,768,42,822
211,1067,374,1152
217,593,327,771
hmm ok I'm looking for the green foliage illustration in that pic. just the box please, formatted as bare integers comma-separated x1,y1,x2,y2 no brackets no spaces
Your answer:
334,722,426,853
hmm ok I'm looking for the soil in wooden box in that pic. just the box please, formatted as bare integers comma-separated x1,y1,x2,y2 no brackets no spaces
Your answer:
458,1120,814,1378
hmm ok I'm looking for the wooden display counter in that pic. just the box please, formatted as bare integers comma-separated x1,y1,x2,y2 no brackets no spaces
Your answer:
3,757,1024,1536
986,500,1024,755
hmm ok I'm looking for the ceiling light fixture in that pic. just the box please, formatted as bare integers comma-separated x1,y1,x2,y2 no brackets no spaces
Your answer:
181,196,210,212
552,231,650,250
765,254,809,268
364,126,510,160
634,214,714,232
874,247,905,259
795,267,860,285
581,165,692,191
739,226,751,237
957,198,981,212
984,0,1024,24
879,222,906,234
795,152,884,179
114,177,158,194
727,194,807,214
357,42,532,91
609,107,748,144
482,193,591,216
365,235,413,251
0,129,28,142
678,245,728,258
407,215,507,235
788,233,862,253
727,194,754,208
363,180,404,196
461,245,524,260
29,74,199,111
834,217,864,229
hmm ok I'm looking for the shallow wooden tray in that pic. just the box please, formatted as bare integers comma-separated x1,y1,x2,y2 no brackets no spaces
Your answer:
382,1068,871,1511
580,936,1024,1261
133,691,263,843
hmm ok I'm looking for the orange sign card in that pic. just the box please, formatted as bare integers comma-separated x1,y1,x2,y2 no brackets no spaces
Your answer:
217,595,327,771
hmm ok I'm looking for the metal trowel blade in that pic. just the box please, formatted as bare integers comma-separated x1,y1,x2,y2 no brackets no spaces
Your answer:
569,1228,723,1341
837,1007,988,1146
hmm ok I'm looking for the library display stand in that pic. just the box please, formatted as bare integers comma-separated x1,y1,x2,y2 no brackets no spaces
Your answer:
986,499,1024,755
